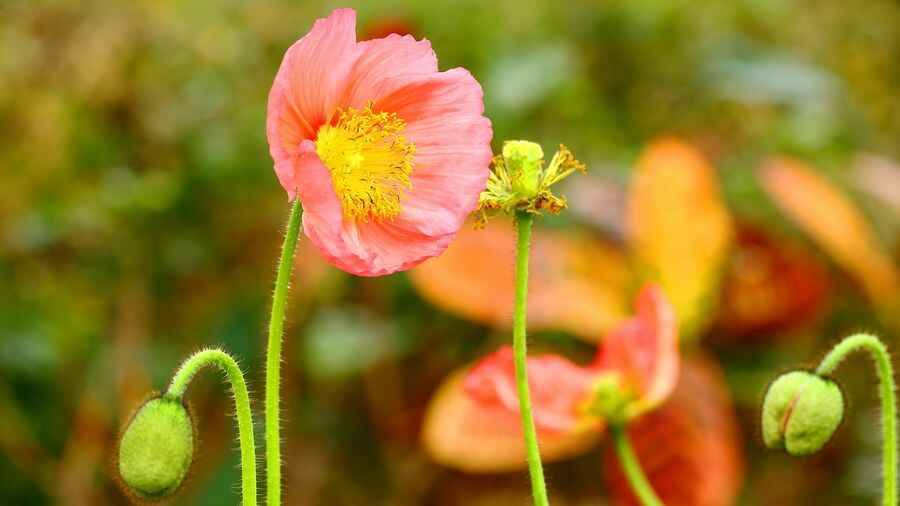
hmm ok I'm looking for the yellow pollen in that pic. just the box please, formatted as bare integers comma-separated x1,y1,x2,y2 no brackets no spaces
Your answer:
315,103,415,221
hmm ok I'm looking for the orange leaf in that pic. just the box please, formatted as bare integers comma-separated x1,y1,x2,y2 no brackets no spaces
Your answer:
628,138,733,339
421,369,603,473
604,354,744,506
760,158,900,325
409,219,631,342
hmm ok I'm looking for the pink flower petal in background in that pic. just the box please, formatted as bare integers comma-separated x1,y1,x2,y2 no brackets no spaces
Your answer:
409,218,631,341
422,371,604,473
594,284,679,414
604,355,744,506
464,346,597,433
446,284,678,464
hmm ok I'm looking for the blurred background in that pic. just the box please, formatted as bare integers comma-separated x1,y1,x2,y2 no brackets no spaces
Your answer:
2,0,900,504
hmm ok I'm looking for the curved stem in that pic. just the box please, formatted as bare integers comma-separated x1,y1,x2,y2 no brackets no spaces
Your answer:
612,425,663,506
512,211,550,506
265,199,303,506
166,348,257,506
816,333,897,506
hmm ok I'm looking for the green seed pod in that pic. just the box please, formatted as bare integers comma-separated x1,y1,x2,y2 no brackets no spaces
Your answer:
762,370,844,456
503,140,544,199
117,396,195,501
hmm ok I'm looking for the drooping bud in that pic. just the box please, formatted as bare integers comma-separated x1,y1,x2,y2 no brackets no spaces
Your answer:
117,396,195,501
762,370,844,456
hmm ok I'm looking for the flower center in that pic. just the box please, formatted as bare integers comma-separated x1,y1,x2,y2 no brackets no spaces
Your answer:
315,103,415,222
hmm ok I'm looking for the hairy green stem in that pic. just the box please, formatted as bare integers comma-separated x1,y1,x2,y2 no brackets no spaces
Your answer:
513,211,550,506
166,348,257,506
612,425,662,506
816,333,897,506
265,199,302,506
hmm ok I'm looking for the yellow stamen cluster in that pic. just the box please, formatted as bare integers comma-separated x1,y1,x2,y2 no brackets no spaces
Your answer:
477,141,586,224
316,103,415,221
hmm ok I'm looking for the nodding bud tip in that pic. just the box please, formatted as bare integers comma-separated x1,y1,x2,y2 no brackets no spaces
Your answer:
762,370,844,456
117,396,194,501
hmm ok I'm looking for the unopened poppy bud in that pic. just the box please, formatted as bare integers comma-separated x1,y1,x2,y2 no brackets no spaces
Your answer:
762,370,844,456
503,140,544,199
117,396,195,501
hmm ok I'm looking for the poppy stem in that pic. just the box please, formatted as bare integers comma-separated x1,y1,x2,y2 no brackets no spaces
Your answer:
612,424,663,506
815,333,897,506
166,348,257,506
512,211,550,506
265,199,303,506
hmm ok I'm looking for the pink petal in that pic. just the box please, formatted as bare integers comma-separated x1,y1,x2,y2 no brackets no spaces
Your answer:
422,370,604,473
290,142,366,270
350,221,455,276
464,346,596,433
295,145,455,276
378,69,493,237
594,284,679,411
301,69,491,274
267,10,491,276
266,8,362,198
341,34,438,107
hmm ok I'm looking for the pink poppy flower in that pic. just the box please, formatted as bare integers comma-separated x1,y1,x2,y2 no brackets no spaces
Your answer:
603,355,744,506
464,284,679,434
266,9,493,276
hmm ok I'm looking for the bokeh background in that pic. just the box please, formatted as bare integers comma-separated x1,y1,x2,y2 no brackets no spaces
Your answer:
2,0,900,504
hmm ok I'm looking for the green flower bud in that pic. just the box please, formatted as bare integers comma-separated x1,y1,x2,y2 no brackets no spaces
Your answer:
762,370,844,456
503,140,544,199
117,396,195,501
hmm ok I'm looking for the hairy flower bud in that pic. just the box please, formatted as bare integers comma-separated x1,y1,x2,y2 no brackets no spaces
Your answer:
117,396,195,501
762,370,844,456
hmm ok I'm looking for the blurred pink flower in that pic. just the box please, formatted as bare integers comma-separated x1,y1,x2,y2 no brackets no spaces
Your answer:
266,9,492,276
464,284,679,434
604,354,744,506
